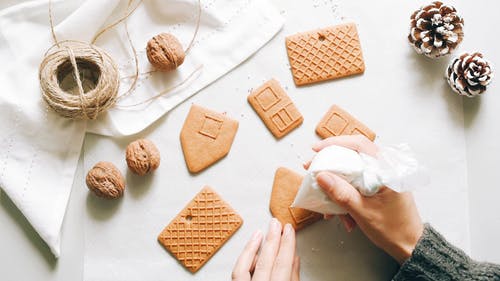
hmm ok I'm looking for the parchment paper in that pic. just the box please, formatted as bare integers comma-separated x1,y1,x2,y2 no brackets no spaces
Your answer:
84,0,470,280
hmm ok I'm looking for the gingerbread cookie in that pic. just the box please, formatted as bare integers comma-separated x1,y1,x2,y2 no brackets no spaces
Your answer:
270,167,322,230
286,23,365,86
248,79,303,139
180,104,239,173
158,186,243,273
316,105,375,141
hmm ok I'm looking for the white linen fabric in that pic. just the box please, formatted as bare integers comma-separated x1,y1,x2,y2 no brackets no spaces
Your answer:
0,0,284,257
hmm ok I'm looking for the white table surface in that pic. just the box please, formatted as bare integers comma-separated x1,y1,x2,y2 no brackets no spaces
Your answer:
1,0,499,280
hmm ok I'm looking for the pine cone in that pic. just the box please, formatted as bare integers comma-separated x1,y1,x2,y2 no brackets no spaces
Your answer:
408,1,464,58
446,52,494,97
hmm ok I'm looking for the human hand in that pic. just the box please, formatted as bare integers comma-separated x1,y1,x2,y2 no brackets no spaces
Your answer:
232,218,300,281
311,135,424,264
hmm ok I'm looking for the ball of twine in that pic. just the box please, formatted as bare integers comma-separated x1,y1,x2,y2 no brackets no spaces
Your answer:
39,40,120,120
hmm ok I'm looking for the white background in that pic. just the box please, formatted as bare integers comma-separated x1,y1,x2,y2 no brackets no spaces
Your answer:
1,0,499,280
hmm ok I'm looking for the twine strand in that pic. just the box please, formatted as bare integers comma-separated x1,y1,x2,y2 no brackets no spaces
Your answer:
117,64,203,108
91,0,144,44
185,0,201,55
48,0,59,46
65,46,88,118
116,0,203,105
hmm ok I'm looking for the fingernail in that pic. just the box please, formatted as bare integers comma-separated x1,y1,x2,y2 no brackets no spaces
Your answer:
284,223,294,236
251,230,262,241
317,172,336,189
271,218,281,233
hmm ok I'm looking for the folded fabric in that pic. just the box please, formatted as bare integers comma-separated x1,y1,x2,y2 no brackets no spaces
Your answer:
0,0,284,257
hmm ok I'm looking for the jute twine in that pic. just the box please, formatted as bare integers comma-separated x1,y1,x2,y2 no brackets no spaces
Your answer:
40,0,202,118
39,40,120,119
39,0,142,120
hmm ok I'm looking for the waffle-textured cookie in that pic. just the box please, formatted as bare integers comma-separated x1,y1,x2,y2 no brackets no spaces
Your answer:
286,23,365,86
158,186,243,273
180,104,239,173
270,167,322,230
248,79,303,139
316,105,375,141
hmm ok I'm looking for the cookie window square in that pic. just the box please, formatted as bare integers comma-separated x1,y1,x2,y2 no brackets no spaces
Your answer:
255,87,281,112
324,112,348,135
199,114,224,140
271,104,299,132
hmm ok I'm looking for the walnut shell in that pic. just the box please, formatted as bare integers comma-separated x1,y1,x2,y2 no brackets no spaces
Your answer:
126,139,161,176
146,33,185,71
86,162,125,199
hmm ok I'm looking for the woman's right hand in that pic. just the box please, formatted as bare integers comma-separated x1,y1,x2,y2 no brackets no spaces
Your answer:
311,135,424,264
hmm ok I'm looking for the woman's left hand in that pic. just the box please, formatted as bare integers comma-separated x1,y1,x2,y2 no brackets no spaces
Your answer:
232,218,300,281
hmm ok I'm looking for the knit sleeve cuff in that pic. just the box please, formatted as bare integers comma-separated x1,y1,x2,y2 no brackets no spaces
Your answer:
393,223,472,281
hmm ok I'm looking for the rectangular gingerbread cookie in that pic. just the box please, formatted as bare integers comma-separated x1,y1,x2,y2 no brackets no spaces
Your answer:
270,167,322,230
285,23,365,86
158,186,243,273
316,105,376,141
248,79,303,139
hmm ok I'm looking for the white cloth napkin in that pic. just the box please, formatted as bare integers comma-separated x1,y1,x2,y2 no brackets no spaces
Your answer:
0,0,283,257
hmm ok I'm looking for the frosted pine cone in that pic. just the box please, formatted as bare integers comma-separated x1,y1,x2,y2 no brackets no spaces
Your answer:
447,52,493,97
408,1,464,58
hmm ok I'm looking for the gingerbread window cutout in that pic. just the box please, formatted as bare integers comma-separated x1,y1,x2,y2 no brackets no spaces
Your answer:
324,112,348,136
199,114,224,140
255,87,281,112
271,103,300,132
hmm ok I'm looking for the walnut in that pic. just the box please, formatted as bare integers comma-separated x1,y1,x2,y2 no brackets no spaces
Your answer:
146,33,185,72
126,139,161,176
86,162,125,199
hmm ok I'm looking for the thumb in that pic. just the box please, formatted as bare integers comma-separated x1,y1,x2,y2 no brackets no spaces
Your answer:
316,172,362,215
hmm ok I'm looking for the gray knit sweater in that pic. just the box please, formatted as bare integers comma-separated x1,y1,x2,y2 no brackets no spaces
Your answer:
393,224,500,280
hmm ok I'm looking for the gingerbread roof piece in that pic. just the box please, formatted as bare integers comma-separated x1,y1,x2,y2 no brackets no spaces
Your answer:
286,23,365,86
158,186,243,273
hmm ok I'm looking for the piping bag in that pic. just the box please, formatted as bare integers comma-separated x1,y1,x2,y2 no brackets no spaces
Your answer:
292,144,429,214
